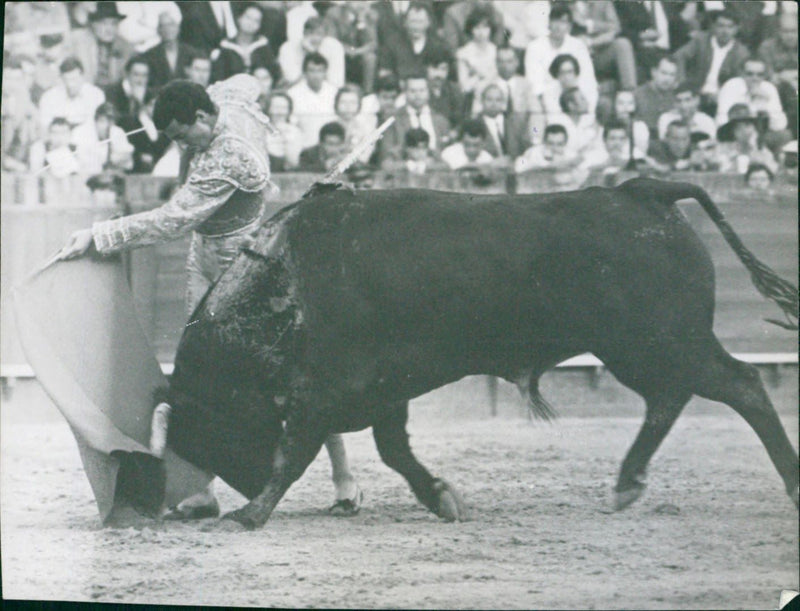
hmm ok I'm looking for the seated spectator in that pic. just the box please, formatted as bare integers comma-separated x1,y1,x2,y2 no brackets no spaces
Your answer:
2,58,39,172
395,128,450,174
673,10,750,114
68,2,134,89
491,45,536,118
647,119,692,171
634,56,678,137
39,57,106,131
346,162,375,189
382,75,450,165
253,66,274,113
177,2,237,56
322,1,378,93
477,83,528,161
117,1,181,53
716,58,792,154
31,34,68,105
71,102,134,175
279,16,345,89
285,0,319,46
524,5,598,120
441,121,494,171
615,0,690,83
30,118,81,178
610,90,649,155
287,52,338,150
581,119,648,172
243,2,287,52
442,0,506,51
125,91,170,174
514,124,580,173
105,57,150,127
688,133,721,172
745,162,774,191
211,3,280,84
456,7,498,99
657,84,716,141
335,86,376,163
377,2,452,81
758,7,798,138
266,92,304,172
549,87,603,160
424,47,464,137
186,55,212,88
571,1,637,91
540,53,598,119
717,103,778,175
297,121,347,173
493,1,549,57
139,6,200,92
362,74,401,123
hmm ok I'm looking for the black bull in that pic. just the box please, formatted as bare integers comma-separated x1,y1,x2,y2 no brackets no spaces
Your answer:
154,178,798,529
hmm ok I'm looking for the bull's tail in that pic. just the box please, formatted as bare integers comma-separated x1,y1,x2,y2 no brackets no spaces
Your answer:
624,178,798,330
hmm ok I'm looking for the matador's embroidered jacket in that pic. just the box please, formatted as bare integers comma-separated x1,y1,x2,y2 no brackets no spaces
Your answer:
92,74,273,253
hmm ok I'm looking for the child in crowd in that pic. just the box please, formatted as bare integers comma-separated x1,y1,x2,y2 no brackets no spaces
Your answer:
399,128,448,175
717,103,779,174
71,103,133,176
29,117,80,178
745,162,774,190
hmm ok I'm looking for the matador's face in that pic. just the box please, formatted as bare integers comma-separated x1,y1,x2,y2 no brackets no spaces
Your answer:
164,111,217,153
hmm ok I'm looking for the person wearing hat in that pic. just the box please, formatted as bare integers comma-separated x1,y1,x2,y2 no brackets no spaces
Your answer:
716,58,791,154
717,103,778,175
68,1,134,88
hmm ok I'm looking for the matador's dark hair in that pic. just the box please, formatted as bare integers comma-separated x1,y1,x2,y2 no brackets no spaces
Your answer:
153,79,216,130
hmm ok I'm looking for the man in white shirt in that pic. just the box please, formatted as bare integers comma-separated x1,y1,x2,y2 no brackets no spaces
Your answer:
38,57,106,131
287,52,338,150
441,119,495,170
117,1,181,53
514,123,578,172
71,102,134,176
524,4,597,112
658,84,717,140
279,16,345,88
717,58,791,152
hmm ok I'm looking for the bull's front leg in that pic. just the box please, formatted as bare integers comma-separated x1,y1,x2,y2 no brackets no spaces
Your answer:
221,393,330,530
373,402,467,521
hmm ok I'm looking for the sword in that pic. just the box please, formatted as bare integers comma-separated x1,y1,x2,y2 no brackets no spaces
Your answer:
318,115,395,185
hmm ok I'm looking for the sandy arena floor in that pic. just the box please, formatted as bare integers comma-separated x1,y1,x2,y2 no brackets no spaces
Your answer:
1,374,798,609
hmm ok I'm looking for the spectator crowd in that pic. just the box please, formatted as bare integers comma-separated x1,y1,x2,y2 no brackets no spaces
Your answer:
2,0,797,194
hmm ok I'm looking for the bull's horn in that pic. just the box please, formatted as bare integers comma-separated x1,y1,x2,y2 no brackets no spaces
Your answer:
150,402,172,458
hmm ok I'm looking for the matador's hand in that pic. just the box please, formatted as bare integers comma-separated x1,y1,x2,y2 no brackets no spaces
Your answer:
59,229,95,260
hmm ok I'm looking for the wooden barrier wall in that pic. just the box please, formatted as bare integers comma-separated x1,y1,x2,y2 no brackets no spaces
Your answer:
1,170,797,368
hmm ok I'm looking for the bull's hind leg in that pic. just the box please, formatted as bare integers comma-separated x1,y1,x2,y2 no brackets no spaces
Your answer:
693,342,799,506
614,392,691,510
373,402,467,521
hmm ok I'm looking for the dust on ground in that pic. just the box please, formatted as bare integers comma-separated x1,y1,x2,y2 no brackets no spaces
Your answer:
1,374,798,609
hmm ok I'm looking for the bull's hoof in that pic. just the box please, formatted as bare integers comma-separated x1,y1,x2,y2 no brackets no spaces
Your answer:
614,483,646,511
163,498,220,521
222,508,259,531
328,486,363,517
432,478,467,522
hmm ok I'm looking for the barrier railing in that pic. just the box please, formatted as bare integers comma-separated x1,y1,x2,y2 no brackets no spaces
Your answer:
2,170,797,378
